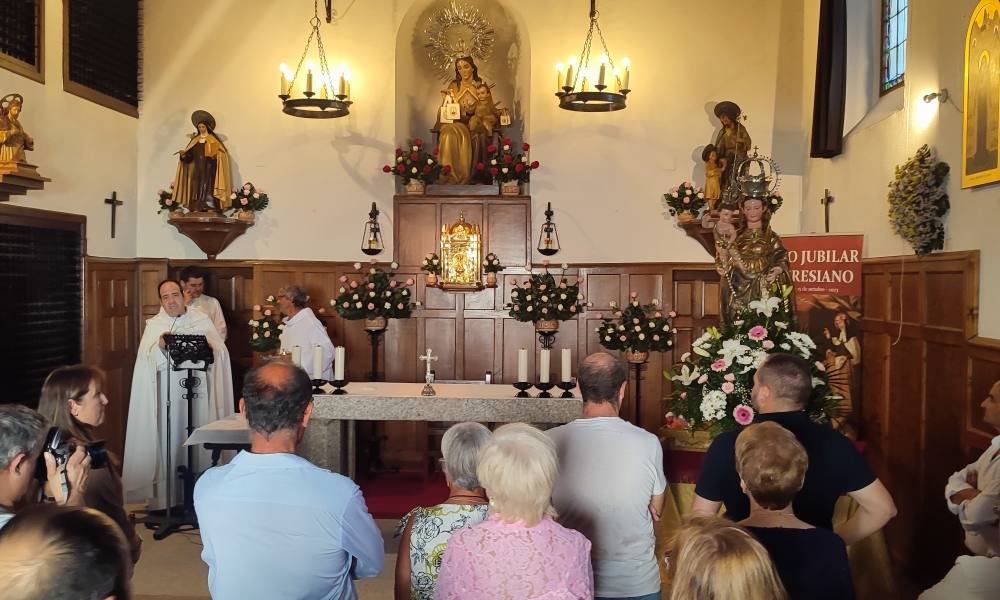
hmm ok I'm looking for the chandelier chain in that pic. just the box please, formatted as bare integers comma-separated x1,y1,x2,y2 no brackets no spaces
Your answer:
288,0,336,96
570,3,620,90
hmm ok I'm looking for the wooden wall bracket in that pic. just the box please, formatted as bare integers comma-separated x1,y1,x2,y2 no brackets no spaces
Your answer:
167,212,253,259
0,162,51,202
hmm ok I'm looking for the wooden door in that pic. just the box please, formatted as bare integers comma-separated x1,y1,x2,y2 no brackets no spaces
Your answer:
83,258,139,458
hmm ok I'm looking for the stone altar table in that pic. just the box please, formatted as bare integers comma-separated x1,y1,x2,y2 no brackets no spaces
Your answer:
187,382,583,476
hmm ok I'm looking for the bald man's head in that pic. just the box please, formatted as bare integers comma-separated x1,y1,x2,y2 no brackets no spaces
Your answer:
241,361,313,437
577,352,628,406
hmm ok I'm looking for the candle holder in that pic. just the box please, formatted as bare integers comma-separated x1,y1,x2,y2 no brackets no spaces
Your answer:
535,381,556,398
512,381,533,398
310,379,328,394
556,379,576,398
330,379,349,395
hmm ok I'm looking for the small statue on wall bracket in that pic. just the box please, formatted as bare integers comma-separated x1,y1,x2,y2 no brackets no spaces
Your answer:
173,110,233,214
0,93,50,200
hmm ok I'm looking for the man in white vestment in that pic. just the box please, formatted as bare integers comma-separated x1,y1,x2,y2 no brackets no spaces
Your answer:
180,266,227,340
277,285,334,380
123,280,234,510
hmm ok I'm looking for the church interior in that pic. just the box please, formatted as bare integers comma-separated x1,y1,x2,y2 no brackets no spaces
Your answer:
2,0,999,598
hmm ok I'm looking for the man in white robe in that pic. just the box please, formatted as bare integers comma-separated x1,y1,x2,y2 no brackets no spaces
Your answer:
277,285,334,380
180,266,227,340
123,279,234,509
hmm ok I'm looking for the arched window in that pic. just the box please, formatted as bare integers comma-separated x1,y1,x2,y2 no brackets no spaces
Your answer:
881,0,907,94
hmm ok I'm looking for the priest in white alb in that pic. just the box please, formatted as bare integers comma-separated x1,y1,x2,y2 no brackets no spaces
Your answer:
180,265,227,340
123,279,234,509
277,284,334,380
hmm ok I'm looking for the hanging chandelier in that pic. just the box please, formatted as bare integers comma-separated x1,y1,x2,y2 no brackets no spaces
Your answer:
278,0,352,119
555,0,630,112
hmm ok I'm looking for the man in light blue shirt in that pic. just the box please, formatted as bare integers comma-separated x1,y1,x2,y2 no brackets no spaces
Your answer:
195,361,384,600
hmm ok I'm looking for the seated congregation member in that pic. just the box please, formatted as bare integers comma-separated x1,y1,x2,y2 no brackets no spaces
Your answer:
395,421,491,600
944,378,1000,557
547,352,666,600
0,404,90,530
667,515,787,600
0,503,132,600
435,423,593,599
919,527,1000,600
693,353,897,544
38,365,142,564
736,421,853,599
195,361,383,600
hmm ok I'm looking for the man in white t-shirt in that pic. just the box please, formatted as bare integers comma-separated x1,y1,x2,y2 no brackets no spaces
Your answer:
547,352,667,600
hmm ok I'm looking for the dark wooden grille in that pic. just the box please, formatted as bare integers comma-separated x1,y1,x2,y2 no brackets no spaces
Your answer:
0,221,82,408
67,0,140,108
0,0,40,70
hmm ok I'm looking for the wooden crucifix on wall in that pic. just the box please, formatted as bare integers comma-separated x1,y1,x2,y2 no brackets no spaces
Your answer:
820,188,834,233
104,191,123,238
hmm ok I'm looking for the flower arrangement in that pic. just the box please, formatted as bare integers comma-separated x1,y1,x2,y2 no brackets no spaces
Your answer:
229,182,269,214
383,138,451,184
766,192,783,214
482,253,504,274
595,295,677,353
421,253,442,275
667,285,841,435
887,144,950,256
507,265,586,323
248,295,284,352
330,260,418,320
663,181,706,216
156,184,181,213
476,139,539,183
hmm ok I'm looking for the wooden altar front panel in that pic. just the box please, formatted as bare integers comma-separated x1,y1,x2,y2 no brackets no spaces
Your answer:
393,195,532,271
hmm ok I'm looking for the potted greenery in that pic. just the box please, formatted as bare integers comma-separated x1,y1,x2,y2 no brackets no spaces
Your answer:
330,260,417,331
482,252,504,287
421,252,442,286
229,182,269,221
248,295,284,353
663,181,706,222
506,265,586,333
383,138,451,194
595,295,676,363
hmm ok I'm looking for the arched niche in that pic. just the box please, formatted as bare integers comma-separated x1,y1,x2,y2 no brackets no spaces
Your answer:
394,0,530,167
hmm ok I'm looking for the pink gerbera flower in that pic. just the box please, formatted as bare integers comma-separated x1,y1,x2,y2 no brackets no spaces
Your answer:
711,359,728,372
733,404,755,426
748,325,768,341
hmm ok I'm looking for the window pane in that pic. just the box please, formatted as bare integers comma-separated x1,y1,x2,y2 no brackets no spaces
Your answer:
887,48,897,81
889,17,897,47
890,0,898,16
899,10,907,42
897,40,906,76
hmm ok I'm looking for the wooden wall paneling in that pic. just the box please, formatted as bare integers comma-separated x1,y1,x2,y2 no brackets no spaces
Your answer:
584,272,622,311
501,317,536,384
423,317,457,381
919,341,971,576
860,332,890,462
393,200,439,269
862,272,888,321
137,259,168,327
464,285,496,310
84,258,139,459
486,201,530,269
966,345,1000,444
463,318,495,380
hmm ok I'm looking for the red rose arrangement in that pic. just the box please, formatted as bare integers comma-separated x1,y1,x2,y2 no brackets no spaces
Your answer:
382,138,451,184
475,138,539,183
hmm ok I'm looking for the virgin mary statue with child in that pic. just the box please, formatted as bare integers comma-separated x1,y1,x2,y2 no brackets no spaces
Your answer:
436,56,501,185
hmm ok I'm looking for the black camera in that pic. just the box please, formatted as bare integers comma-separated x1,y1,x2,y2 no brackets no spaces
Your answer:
34,427,109,482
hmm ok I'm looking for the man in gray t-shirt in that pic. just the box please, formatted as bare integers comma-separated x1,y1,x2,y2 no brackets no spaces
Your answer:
548,353,667,600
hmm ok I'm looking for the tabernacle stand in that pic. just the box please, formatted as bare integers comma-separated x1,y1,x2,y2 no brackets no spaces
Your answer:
141,334,214,540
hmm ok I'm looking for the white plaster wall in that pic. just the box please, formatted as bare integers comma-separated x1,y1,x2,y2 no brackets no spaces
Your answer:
801,0,1000,337
136,0,799,264
0,0,138,257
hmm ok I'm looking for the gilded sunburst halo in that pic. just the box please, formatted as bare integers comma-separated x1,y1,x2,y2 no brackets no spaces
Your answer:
423,1,496,82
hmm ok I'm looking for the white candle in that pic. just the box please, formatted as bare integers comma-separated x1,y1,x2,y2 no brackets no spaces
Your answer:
334,346,345,381
561,348,572,382
621,57,631,90
566,62,575,90
556,63,564,92
338,73,347,96
312,344,323,380
306,61,315,94
598,55,607,87
518,348,528,382
279,63,289,96
291,345,301,367
540,349,550,384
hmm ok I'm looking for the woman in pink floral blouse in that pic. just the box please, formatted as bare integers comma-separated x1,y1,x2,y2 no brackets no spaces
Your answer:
434,423,593,600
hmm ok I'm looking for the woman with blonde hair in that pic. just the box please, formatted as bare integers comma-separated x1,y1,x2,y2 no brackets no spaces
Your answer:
434,423,593,599
668,515,787,600
37,365,141,564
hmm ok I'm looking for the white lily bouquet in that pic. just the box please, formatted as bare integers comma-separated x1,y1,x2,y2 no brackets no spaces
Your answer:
667,285,841,435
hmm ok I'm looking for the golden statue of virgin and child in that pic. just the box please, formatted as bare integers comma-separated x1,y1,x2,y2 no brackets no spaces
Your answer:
172,110,232,213
436,56,506,185
704,148,793,325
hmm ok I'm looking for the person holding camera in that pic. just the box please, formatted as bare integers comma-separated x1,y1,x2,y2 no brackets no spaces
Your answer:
0,404,90,530
38,365,142,563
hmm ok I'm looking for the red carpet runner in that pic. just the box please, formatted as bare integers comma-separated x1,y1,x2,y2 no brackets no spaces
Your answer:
357,472,450,520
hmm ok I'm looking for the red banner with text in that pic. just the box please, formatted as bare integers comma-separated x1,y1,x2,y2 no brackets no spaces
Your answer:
784,234,864,435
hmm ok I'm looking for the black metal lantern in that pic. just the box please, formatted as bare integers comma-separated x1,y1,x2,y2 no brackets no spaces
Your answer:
361,202,383,256
537,202,560,256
